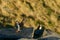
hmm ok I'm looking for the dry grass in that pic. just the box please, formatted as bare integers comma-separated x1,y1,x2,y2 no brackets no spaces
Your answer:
0,0,60,33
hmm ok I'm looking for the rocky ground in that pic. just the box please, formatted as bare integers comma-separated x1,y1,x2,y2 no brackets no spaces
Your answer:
0,27,60,40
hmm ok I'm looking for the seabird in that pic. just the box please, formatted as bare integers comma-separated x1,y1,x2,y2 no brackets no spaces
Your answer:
15,21,20,32
33,24,45,39
15,18,25,32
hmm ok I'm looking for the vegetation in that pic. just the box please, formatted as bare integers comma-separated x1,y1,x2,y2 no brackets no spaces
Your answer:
28,15,35,20
57,15,60,21
0,0,60,34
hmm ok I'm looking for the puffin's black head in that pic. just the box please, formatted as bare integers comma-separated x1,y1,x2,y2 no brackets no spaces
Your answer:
37,25,44,30
33,24,45,39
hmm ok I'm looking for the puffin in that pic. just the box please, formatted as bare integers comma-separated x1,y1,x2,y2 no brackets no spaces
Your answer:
15,18,25,32
15,21,21,32
33,24,45,39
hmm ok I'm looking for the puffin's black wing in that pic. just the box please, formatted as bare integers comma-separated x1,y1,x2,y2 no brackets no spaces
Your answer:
33,27,45,39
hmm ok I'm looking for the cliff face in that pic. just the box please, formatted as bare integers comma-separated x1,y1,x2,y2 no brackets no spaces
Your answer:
0,0,60,33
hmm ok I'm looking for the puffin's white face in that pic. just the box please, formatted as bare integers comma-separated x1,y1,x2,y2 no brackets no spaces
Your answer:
39,25,42,29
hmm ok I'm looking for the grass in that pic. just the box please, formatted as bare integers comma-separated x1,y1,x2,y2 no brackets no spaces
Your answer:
0,0,2,4
57,15,60,21
0,0,60,34
28,15,35,20
48,20,52,25
47,8,52,16
35,20,45,26
26,1,34,11
21,14,27,18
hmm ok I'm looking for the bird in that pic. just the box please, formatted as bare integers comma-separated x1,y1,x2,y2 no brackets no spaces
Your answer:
15,18,25,32
15,21,21,32
19,18,25,30
33,24,45,39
